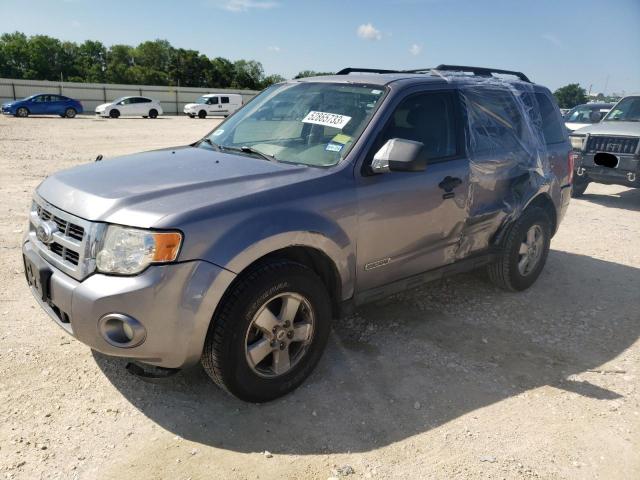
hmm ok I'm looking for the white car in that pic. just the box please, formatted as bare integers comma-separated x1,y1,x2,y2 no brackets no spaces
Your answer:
183,94,243,118
95,96,163,119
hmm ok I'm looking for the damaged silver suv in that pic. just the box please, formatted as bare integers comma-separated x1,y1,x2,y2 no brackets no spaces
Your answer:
23,65,572,402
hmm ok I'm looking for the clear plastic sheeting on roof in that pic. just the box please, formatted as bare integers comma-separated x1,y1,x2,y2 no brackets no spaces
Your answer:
433,72,553,259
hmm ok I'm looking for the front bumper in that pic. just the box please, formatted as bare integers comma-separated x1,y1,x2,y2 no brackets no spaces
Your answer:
575,152,640,187
23,239,235,368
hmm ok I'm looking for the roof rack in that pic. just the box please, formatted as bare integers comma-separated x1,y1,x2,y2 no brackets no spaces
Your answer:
336,68,402,75
428,64,531,83
336,65,532,83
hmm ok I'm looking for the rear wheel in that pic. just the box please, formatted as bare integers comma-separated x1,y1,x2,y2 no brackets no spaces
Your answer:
109,109,120,119
571,178,589,198
64,107,77,118
487,207,552,292
16,107,29,118
198,110,207,119
149,109,158,119
201,260,331,402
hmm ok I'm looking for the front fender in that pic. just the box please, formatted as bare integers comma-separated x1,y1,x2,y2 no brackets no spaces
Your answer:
195,209,355,301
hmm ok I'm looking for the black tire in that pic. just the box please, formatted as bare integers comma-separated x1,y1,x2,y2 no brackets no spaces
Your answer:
571,178,589,198
64,107,77,118
16,107,29,118
109,109,120,119
487,207,552,292
198,110,207,119
201,260,332,402
188,114,195,118
149,109,158,119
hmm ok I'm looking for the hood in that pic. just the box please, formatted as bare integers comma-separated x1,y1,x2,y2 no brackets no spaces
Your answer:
184,103,200,109
565,122,589,132
573,121,640,137
36,146,319,227
95,102,111,110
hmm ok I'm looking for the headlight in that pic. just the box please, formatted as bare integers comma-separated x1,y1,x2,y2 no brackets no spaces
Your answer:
96,225,182,275
570,135,586,150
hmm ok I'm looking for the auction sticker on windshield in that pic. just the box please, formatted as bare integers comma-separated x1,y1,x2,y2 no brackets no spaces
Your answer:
302,111,351,129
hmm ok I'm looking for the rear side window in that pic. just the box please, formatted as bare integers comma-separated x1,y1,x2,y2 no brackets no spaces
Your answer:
377,91,459,160
221,97,230,104
464,89,524,155
534,93,566,144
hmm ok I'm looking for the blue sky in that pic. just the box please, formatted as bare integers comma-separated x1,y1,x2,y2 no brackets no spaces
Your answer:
1,0,639,93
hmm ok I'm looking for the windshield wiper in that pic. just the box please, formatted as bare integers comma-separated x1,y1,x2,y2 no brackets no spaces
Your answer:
202,137,223,150
224,145,278,162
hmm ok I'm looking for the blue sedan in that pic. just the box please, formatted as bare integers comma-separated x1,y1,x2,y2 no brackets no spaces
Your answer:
1,94,83,118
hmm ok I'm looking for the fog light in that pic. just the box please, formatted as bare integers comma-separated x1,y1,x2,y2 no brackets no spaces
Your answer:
98,313,146,348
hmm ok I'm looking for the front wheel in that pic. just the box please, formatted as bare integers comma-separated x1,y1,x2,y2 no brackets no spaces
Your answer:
64,107,77,118
198,110,207,119
16,107,29,118
487,207,552,292
201,260,331,402
109,109,120,119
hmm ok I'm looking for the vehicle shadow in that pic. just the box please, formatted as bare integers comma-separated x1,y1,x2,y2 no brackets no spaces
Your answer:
94,250,639,454
581,187,640,212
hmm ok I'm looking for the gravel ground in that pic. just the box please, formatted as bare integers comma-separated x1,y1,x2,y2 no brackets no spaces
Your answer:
0,115,638,480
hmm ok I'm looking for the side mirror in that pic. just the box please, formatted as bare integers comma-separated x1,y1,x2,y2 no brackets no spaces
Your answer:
589,111,602,122
371,138,427,173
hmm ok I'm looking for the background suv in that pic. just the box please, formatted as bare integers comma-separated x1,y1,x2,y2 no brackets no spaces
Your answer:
23,65,572,402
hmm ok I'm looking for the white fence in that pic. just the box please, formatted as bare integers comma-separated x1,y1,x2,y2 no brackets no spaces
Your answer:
0,78,260,115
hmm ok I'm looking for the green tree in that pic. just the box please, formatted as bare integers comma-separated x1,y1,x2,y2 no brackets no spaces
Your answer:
106,44,135,84
232,59,264,90
206,57,235,88
553,84,587,109
261,74,286,88
169,49,210,87
76,40,107,83
0,32,30,78
24,35,65,80
294,70,334,79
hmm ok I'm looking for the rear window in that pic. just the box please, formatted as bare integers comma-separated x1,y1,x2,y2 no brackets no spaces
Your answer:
534,93,566,144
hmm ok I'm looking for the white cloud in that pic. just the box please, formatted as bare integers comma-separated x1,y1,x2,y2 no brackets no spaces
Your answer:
207,0,280,12
541,33,563,48
357,23,382,41
409,43,422,56
267,46,281,52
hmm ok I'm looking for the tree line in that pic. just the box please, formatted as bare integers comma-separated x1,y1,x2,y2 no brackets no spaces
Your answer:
0,32,329,90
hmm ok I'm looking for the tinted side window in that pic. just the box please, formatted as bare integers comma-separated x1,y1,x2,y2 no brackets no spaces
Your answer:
534,93,566,144
464,89,524,155
221,96,230,104
209,97,219,105
377,91,458,160
138,98,152,103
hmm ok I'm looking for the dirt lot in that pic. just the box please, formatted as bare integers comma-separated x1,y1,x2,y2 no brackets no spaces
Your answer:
0,115,638,480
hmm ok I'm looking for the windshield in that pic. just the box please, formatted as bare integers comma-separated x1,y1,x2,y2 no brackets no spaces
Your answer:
194,96,209,104
202,82,386,167
112,97,126,104
604,97,640,122
566,105,606,123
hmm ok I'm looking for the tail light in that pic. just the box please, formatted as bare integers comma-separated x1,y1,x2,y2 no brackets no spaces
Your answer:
568,151,578,184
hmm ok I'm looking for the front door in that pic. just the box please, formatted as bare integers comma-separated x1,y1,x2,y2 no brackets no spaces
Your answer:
207,96,220,115
356,90,470,292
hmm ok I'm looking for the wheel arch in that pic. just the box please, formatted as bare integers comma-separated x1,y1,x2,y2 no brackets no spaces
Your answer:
493,192,558,246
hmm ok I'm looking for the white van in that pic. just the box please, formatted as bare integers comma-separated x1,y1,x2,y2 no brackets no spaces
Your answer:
184,94,243,118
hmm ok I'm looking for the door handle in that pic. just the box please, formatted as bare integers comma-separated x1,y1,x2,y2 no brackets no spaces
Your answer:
438,176,463,193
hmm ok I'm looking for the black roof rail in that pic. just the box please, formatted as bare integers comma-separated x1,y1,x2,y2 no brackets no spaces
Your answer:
430,64,531,83
336,67,402,75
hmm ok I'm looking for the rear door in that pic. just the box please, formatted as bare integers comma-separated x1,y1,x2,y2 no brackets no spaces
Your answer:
534,90,571,186
356,89,470,292
460,87,531,254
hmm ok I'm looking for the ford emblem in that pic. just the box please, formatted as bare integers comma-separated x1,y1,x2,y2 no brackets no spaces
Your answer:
36,221,58,245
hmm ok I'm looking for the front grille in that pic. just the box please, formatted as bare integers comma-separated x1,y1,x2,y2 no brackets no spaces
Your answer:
30,196,97,280
36,204,85,242
586,136,639,155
